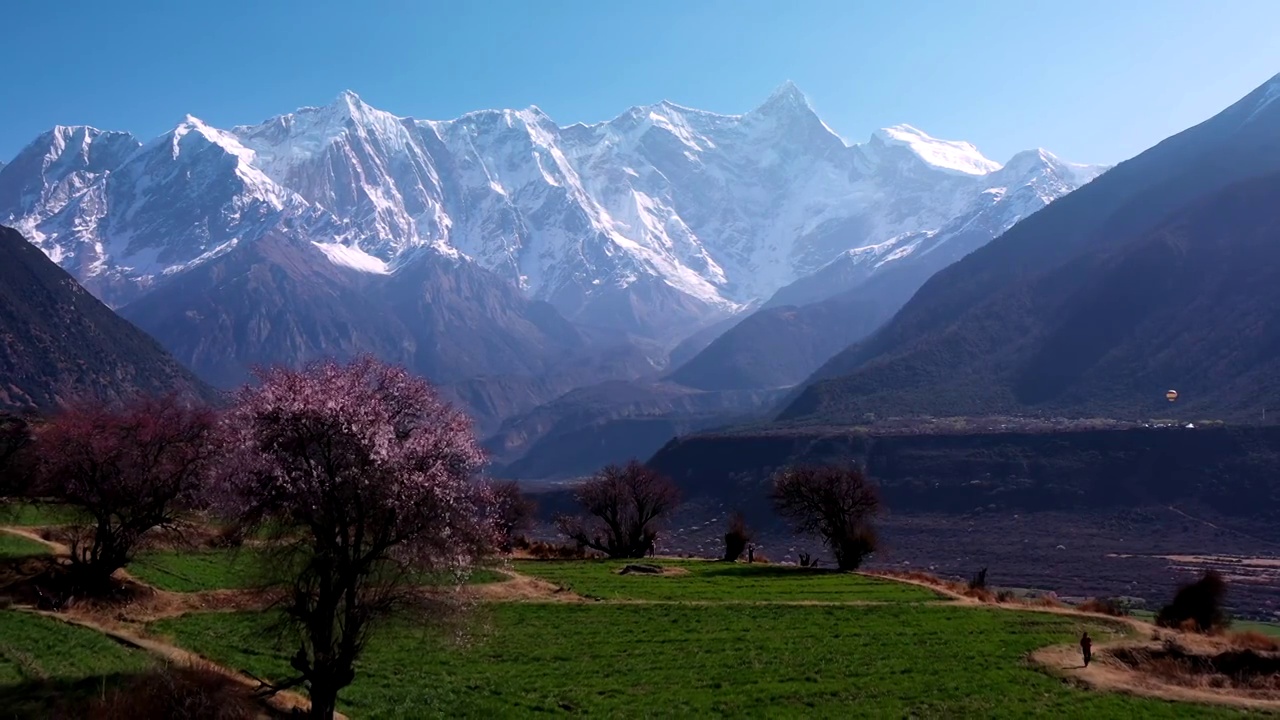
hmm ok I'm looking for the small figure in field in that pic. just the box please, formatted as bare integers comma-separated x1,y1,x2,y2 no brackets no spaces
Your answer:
1080,631,1092,667
747,543,755,564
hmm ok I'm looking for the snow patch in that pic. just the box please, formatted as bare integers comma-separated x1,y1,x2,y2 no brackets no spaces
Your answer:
312,241,391,274
1246,75,1280,124
873,125,1002,176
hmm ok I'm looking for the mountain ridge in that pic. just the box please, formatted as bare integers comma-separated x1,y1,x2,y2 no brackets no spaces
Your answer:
0,225,214,411
779,72,1280,424
1,85,1102,345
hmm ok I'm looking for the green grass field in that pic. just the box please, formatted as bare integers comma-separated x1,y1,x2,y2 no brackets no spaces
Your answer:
1234,618,1280,638
130,546,507,593
153,599,1240,718
129,547,277,593
1130,609,1280,638
0,531,49,558
513,559,943,602
0,537,1263,717
0,610,153,716
0,502,79,527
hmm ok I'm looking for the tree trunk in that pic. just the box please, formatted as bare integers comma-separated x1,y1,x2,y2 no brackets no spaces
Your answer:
308,684,338,720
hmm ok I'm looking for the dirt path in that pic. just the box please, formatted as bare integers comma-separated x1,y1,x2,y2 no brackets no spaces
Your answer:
1030,639,1280,712
26,608,340,719
862,570,1280,710
1,525,324,717
0,526,69,554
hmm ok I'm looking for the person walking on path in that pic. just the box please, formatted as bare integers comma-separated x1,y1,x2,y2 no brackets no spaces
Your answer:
1080,631,1093,667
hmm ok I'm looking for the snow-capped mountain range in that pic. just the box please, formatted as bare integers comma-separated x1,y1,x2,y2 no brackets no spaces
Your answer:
0,83,1104,345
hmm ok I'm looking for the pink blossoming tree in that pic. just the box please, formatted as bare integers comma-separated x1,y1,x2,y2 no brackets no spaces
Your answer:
213,357,493,720
33,395,216,592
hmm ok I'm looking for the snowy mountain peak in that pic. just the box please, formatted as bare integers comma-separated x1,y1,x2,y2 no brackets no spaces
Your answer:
760,80,807,107
870,124,1002,176
16,125,139,166
326,89,388,124
751,80,817,120
999,147,1109,187
2,89,1098,341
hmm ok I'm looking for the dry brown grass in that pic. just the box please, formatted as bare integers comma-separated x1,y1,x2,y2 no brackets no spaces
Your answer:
70,662,266,720
1105,637,1280,699
1223,630,1280,653
514,539,587,560
873,570,964,594
466,571,586,603
962,586,996,603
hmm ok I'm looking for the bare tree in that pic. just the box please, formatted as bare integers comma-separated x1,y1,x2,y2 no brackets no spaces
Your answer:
723,511,752,562
770,465,880,571
489,479,537,552
33,396,215,591
556,460,680,558
214,357,493,720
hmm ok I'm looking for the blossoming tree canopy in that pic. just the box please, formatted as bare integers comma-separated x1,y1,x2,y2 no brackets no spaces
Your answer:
215,356,495,574
214,357,497,720
33,395,216,589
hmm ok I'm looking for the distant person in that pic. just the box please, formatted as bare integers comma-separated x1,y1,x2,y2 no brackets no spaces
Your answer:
747,543,755,564
1080,631,1092,667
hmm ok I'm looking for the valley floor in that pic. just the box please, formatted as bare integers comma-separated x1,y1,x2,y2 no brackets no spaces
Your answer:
1,508,1276,718
637,505,1280,622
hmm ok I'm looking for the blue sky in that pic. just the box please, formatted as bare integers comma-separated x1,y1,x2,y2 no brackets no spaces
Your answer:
3,0,1278,165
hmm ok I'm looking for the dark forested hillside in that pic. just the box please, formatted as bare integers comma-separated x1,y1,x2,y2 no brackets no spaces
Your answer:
782,74,1280,424
0,226,214,410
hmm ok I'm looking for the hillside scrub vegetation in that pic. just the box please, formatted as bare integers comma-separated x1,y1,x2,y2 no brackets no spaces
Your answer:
770,465,880,570
555,460,681,558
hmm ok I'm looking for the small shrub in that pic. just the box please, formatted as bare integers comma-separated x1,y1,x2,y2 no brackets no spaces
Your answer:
524,540,586,559
1156,570,1230,632
963,587,995,603
968,567,988,591
1079,597,1130,617
722,511,752,562
995,589,1016,603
